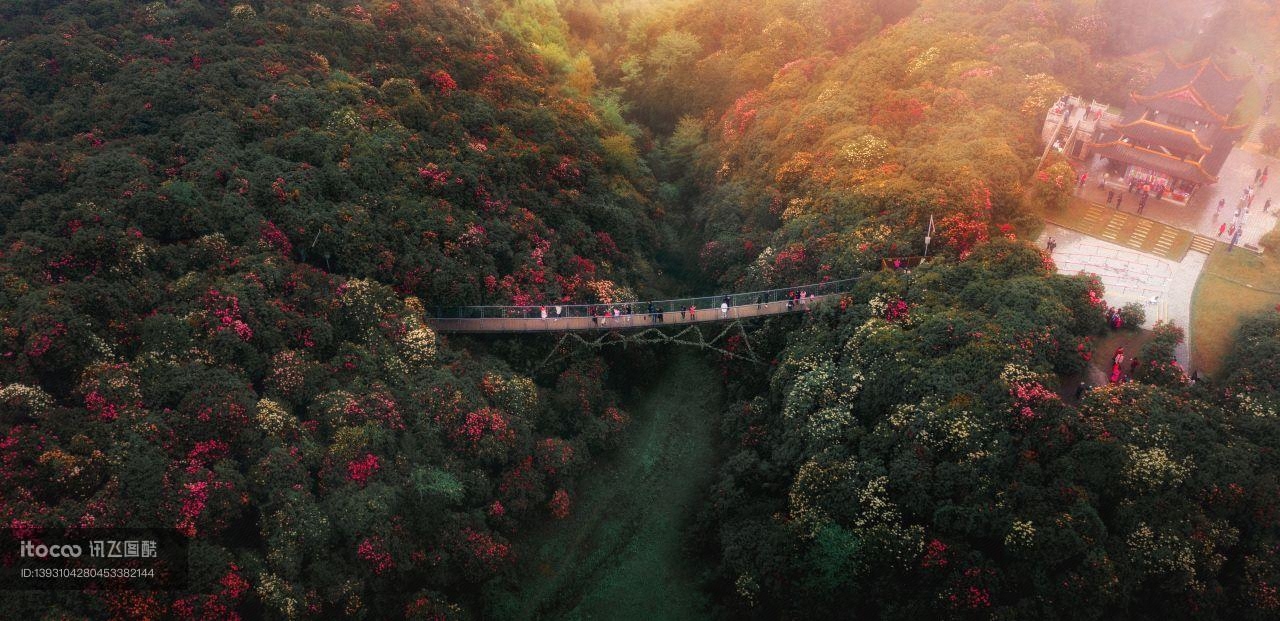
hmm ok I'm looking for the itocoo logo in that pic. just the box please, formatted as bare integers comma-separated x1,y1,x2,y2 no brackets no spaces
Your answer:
19,541,83,558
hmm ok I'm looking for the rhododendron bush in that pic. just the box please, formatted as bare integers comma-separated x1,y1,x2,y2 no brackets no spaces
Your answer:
0,0,642,617
702,240,1280,618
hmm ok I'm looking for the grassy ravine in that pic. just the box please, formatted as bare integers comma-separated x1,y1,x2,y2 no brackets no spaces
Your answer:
487,351,722,620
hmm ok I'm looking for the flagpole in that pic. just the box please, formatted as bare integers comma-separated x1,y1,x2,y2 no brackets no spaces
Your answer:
923,214,934,261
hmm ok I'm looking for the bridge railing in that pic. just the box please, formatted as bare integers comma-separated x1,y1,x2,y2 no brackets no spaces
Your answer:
426,276,865,320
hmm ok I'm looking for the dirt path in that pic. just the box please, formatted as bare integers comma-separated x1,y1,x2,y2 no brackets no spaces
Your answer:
486,351,721,620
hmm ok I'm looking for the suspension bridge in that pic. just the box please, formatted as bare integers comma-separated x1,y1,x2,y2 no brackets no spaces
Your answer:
422,277,862,334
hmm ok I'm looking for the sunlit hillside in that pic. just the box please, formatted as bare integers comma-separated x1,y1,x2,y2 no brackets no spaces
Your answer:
3,1,1280,619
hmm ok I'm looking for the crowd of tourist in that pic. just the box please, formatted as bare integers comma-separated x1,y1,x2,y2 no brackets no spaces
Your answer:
517,289,820,327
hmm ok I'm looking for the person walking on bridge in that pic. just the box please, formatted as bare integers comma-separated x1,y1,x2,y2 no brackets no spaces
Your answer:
721,299,729,318
540,306,547,323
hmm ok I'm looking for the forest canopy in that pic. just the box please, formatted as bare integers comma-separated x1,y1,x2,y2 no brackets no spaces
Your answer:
3,0,1280,619
1,0,658,617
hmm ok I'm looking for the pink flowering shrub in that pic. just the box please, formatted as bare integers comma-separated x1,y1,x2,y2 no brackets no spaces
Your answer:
921,538,949,568
722,90,764,142
357,536,395,575
430,69,458,94
449,407,516,453
176,480,209,537
83,391,120,422
347,453,381,487
548,489,571,519
204,288,253,341
939,182,993,259
259,220,292,256
461,528,510,573
1009,381,1059,425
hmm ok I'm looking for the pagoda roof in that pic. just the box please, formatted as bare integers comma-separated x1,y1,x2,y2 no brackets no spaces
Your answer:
1199,126,1240,179
1114,117,1214,154
1091,140,1218,185
1131,57,1247,123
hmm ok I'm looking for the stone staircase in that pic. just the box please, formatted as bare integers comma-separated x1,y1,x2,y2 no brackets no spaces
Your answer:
1189,234,1217,255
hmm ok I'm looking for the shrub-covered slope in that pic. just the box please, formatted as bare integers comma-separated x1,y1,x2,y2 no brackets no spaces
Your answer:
0,1,656,617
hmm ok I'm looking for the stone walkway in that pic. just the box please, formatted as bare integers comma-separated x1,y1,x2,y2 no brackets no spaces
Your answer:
1039,224,1205,366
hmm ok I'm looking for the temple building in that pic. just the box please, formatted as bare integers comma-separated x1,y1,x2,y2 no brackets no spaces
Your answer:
1041,57,1248,206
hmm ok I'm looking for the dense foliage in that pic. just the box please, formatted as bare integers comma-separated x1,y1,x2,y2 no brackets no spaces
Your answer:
5,0,1280,618
0,0,659,617
581,0,1280,618
698,244,1280,618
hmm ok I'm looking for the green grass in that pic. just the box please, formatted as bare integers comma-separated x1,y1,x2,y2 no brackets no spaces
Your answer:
485,351,721,621
1190,245,1280,377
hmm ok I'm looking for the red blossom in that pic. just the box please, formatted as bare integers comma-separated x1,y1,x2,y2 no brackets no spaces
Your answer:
259,220,292,256
552,155,580,181
25,322,67,358
84,391,119,422
204,288,253,341
357,536,395,575
922,538,949,568
347,453,381,487
871,95,926,131
548,489,571,519
939,182,993,259
219,565,250,599
186,440,229,473
452,408,515,449
883,298,910,322
417,163,452,188
722,90,763,141
535,438,575,474
462,528,510,570
176,480,208,537
430,69,457,94
1009,381,1059,424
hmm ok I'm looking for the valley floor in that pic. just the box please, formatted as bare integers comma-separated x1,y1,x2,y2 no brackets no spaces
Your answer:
487,351,722,620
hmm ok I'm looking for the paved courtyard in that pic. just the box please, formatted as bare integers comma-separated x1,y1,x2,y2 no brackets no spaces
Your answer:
1077,130,1280,252
1042,47,1276,373
1132,147,1279,250
1039,224,1205,366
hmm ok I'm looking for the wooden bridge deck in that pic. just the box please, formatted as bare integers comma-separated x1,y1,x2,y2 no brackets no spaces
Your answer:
424,296,836,333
